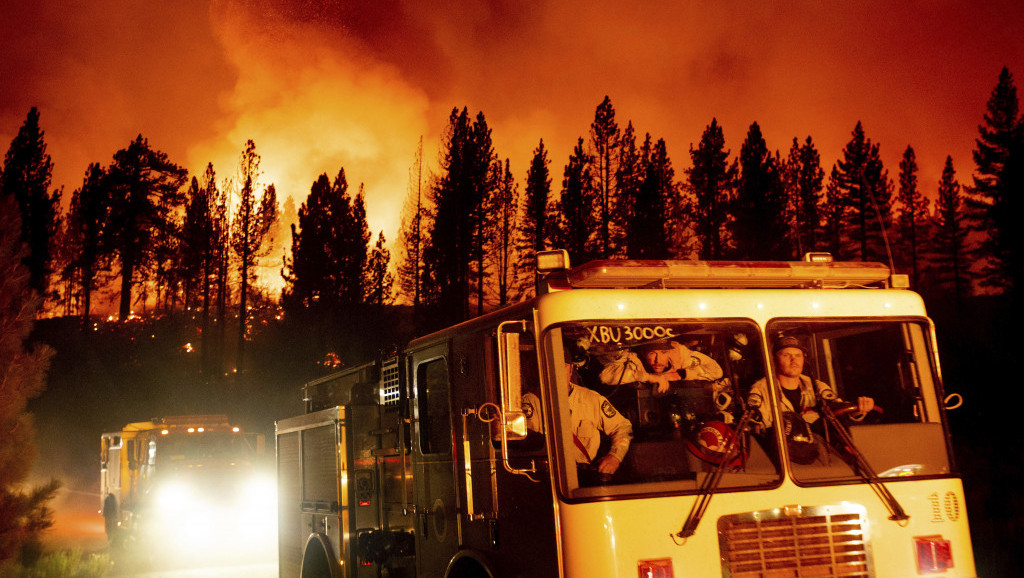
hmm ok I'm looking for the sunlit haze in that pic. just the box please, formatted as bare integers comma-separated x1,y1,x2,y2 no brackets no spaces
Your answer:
3,0,1022,254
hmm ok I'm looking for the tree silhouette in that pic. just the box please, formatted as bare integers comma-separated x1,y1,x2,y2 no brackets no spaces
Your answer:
63,163,111,324
486,158,522,306
550,137,598,265
931,157,970,304
969,67,1023,292
0,192,58,564
895,146,931,288
0,107,61,299
422,108,495,323
784,136,825,257
731,122,787,260
834,122,893,262
686,119,736,259
628,136,677,259
364,232,393,306
590,96,620,257
397,138,429,322
615,124,644,258
518,139,551,291
284,169,368,313
106,135,187,321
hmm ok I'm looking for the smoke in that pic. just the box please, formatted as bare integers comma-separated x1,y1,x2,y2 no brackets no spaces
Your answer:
3,0,1023,245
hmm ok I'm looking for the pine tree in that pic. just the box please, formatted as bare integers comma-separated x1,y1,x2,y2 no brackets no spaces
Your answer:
106,135,188,321
834,122,893,262
63,163,111,324
397,138,430,315
229,141,278,372
364,232,393,306
487,158,522,306
931,157,970,304
0,107,61,299
784,137,825,257
686,119,736,259
895,146,931,288
615,124,644,258
628,136,677,259
731,122,787,260
0,193,58,563
550,137,598,264
518,139,551,290
284,169,368,312
422,108,495,323
590,96,620,257
969,67,1023,291
991,137,1024,293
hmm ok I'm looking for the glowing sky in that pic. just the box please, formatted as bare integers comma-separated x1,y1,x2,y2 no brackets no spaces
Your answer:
2,0,1022,246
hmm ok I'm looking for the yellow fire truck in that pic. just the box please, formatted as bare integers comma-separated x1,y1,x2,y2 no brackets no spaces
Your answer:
276,252,976,577
100,415,274,559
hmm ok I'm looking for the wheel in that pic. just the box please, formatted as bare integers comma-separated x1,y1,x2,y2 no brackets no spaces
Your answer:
102,496,121,543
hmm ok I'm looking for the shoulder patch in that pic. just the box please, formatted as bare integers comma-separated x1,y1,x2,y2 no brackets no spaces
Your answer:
522,400,535,419
601,400,617,418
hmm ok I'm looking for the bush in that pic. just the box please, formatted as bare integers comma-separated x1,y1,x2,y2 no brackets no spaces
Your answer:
0,549,110,578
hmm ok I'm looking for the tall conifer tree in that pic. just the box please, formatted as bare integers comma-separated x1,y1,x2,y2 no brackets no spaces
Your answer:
731,122,787,260
0,193,57,563
896,146,930,288
834,122,893,262
0,107,61,299
518,139,551,288
686,119,736,259
970,67,1023,291
551,138,598,264
106,135,187,321
590,96,620,257
932,157,970,304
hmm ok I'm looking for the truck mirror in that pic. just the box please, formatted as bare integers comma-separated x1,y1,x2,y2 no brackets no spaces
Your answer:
498,328,527,440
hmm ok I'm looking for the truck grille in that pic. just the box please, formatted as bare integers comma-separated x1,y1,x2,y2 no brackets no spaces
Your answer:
718,504,873,577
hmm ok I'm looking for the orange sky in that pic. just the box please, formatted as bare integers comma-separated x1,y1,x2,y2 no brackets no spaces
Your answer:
2,0,1023,251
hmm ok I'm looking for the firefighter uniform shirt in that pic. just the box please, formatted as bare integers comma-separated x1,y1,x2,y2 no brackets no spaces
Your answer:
567,383,632,465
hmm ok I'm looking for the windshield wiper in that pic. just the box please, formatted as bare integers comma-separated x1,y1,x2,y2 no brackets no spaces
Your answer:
674,405,757,542
819,402,910,524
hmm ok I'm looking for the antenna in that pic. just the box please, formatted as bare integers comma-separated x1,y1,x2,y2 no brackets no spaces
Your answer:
866,179,896,276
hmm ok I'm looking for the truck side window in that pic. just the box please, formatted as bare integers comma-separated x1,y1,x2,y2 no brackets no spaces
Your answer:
417,358,451,455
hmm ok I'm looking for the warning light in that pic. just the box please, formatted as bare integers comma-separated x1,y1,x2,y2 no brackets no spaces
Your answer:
637,558,673,578
914,535,953,574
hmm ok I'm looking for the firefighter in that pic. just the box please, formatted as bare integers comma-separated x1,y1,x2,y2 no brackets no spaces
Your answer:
565,359,633,484
598,338,723,395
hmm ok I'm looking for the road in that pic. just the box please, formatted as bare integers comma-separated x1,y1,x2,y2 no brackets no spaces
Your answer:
44,486,278,577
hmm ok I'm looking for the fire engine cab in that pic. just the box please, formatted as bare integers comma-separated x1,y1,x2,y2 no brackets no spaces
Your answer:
276,252,976,577
100,415,273,560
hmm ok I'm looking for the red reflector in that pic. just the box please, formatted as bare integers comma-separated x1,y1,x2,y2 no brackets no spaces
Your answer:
914,535,953,573
359,500,370,506
637,558,673,578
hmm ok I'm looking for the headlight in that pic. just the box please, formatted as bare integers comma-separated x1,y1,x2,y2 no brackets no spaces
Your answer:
155,482,194,512
241,476,276,505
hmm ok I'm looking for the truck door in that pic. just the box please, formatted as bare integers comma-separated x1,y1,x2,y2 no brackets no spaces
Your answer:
410,343,459,575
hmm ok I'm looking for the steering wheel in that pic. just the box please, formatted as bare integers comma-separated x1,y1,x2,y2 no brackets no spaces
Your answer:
831,402,884,425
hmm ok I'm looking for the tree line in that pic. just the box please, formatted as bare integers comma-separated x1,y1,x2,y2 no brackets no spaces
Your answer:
1,68,1021,348
398,68,1022,331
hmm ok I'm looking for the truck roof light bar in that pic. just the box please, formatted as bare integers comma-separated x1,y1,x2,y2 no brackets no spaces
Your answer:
565,259,893,289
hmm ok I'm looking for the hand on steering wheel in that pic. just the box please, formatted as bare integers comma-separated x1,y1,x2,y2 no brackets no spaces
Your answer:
831,399,883,424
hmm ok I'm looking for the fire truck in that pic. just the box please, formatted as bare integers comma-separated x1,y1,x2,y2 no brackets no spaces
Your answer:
100,415,274,559
276,251,976,577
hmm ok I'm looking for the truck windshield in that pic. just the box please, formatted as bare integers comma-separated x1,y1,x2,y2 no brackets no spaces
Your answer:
544,321,781,500
764,319,952,484
156,432,257,468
